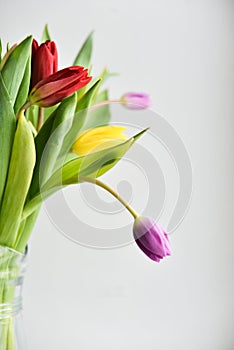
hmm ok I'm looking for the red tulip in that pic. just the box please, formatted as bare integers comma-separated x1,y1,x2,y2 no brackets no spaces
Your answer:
29,66,92,107
31,39,58,88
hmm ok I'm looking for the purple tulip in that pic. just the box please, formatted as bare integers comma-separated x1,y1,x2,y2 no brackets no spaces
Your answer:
133,216,171,262
121,92,151,110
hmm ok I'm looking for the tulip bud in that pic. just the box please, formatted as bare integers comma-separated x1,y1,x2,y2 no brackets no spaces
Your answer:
31,39,58,88
121,92,151,110
133,216,171,262
29,66,92,107
72,125,127,156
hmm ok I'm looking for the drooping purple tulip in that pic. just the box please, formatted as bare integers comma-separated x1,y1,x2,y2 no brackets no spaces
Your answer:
133,216,171,262
121,92,151,110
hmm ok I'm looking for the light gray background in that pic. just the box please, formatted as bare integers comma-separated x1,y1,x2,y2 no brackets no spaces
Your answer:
1,0,234,349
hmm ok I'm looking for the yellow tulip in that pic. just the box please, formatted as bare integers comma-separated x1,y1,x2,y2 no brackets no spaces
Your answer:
72,125,127,156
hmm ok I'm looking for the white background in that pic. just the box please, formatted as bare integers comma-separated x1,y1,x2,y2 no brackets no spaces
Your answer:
0,0,234,349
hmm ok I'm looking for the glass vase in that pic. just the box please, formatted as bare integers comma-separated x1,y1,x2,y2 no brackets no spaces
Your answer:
0,245,27,350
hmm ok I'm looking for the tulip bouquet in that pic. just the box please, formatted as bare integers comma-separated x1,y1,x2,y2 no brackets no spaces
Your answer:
0,26,171,349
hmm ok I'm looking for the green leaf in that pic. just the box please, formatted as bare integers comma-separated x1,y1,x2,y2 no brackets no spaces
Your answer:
43,104,58,122
0,39,2,62
59,80,101,160
95,67,118,90
41,24,51,42
99,67,119,84
0,74,16,208
1,36,32,107
14,57,31,114
73,31,94,68
29,95,76,197
26,104,39,128
39,94,77,185
0,112,36,248
90,67,118,100
15,208,41,253
84,89,111,130
76,79,100,112
75,128,149,179
28,109,56,197
54,128,148,184
27,102,57,129
133,127,150,141
22,129,148,220
75,66,116,125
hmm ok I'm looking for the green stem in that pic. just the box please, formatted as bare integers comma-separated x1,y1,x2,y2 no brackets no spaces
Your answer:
90,99,120,111
37,107,44,131
16,101,32,120
80,177,139,219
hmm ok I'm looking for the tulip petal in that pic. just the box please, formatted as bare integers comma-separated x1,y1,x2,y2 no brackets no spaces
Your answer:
29,66,92,107
133,217,171,262
31,39,58,88
72,126,127,156
122,92,151,110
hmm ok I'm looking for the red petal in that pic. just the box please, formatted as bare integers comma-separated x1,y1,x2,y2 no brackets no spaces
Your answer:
38,76,92,107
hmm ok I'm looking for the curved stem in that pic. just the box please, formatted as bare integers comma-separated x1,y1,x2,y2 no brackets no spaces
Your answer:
80,176,139,219
90,99,120,111
37,107,44,131
16,101,32,120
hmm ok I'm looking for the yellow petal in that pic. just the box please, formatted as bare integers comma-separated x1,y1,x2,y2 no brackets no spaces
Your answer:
72,125,127,156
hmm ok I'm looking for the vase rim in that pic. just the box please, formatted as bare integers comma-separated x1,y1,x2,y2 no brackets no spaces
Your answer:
0,244,27,257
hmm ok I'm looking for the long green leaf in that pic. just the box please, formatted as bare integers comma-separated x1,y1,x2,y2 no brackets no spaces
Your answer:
23,140,133,219
29,103,61,197
59,80,101,160
0,74,16,208
0,112,36,248
29,95,77,198
47,139,134,188
73,31,94,68
14,57,31,114
25,117,55,198
75,128,149,179
26,104,39,128
39,94,77,186
84,89,111,130
43,104,58,122
15,208,41,253
22,129,148,219
1,36,32,107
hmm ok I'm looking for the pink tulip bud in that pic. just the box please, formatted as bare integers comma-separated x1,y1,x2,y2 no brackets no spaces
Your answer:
121,92,151,110
133,216,171,262
31,39,58,88
29,66,92,107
